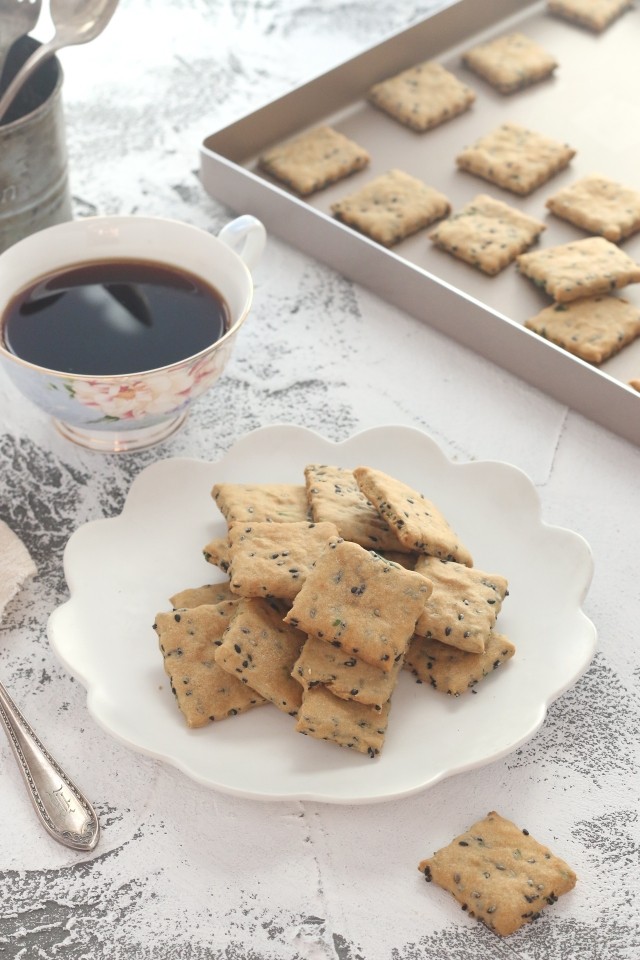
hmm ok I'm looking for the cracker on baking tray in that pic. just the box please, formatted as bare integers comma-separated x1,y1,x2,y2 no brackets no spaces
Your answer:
456,122,575,196
429,194,546,275
284,538,432,673
257,125,370,196
405,630,515,696
517,237,640,302
292,634,403,708
525,295,640,364
153,602,266,727
227,519,339,602
353,466,473,566
215,597,305,716
418,810,577,936
331,169,450,247
304,463,412,553
547,0,632,32
170,581,235,609
545,174,640,243
368,60,476,132
202,537,231,572
413,556,509,654
462,32,558,94
295,684,391,757
211,482,309,524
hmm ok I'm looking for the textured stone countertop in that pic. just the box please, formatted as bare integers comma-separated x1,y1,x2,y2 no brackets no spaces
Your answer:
1,1,639,958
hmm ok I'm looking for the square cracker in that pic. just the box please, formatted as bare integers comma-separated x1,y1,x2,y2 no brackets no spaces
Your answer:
405,630,515,696
517,236,640,302
211,483,309,523
227,519,339,601
525,295,640,364
547,0,632,32
257,125,370,197
284,539,432,673
429,194,546,276
418,810,577,936
545,174,640,243
170,581,234,609
304,463,411,553
353,466,473,566
413,556,509,654
462,32,557,94
292,635,403,709
295,684,391,757
215,597,305,716
456,122,575,196
368,60,475,133
331,169,450,247
153,603,266,727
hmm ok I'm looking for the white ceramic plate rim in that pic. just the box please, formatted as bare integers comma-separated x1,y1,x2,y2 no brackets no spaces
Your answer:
47,424,597,804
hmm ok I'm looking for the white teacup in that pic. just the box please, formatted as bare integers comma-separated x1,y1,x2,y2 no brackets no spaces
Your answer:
0,214,266,452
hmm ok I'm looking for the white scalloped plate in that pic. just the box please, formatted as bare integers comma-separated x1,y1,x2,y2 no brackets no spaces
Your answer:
47,425,596,803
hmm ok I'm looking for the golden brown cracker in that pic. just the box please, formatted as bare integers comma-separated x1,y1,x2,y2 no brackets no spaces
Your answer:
419,811,577,936
284,539,432,672
258,125,370,196
456,122,575,195
368,60,475,132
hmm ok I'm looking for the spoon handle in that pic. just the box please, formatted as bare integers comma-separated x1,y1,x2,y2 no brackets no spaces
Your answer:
0,678,100,851
0,40,59,124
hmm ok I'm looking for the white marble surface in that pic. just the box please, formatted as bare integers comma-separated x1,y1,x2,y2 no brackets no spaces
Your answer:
1,1,639,957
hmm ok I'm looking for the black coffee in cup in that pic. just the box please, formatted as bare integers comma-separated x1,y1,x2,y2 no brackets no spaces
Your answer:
3,260,230,375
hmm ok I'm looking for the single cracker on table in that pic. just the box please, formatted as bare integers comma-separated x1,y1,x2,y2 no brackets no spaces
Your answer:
304,463,412,553
202,537,231,572
295,684,391,757
353,466,473,565
517,236,640,303
170,581,234,609
525,295,640,364
331,169,450,247
368,60,476,132
413,556,509,654
418,810,577,937
292,634,403,709
284,538,432,673
405,630,515,696
211,482,310,523
545,174,640,243
547,0,632,31
153,602,266,727
215,597,305,716
462,32,558,94
429,194,546,275
456,122,575,196
257,125,370,196
227,519,340,602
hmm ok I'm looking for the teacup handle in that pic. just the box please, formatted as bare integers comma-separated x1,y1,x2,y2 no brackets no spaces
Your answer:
217,215,266,273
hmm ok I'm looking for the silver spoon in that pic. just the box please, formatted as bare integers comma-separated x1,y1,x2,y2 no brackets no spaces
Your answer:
0,0,120,124
0,0,42,88
0,678,100,850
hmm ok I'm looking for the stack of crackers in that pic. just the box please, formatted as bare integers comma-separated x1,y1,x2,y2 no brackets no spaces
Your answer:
255,0,640,374
153,466,513,758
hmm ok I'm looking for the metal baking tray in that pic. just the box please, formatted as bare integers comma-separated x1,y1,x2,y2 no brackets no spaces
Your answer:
200,0,640,446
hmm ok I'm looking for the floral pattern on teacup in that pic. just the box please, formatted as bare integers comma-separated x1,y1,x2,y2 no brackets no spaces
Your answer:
56,348,229,424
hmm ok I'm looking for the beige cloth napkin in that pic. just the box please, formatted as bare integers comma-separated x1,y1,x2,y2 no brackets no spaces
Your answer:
0,520,37,620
